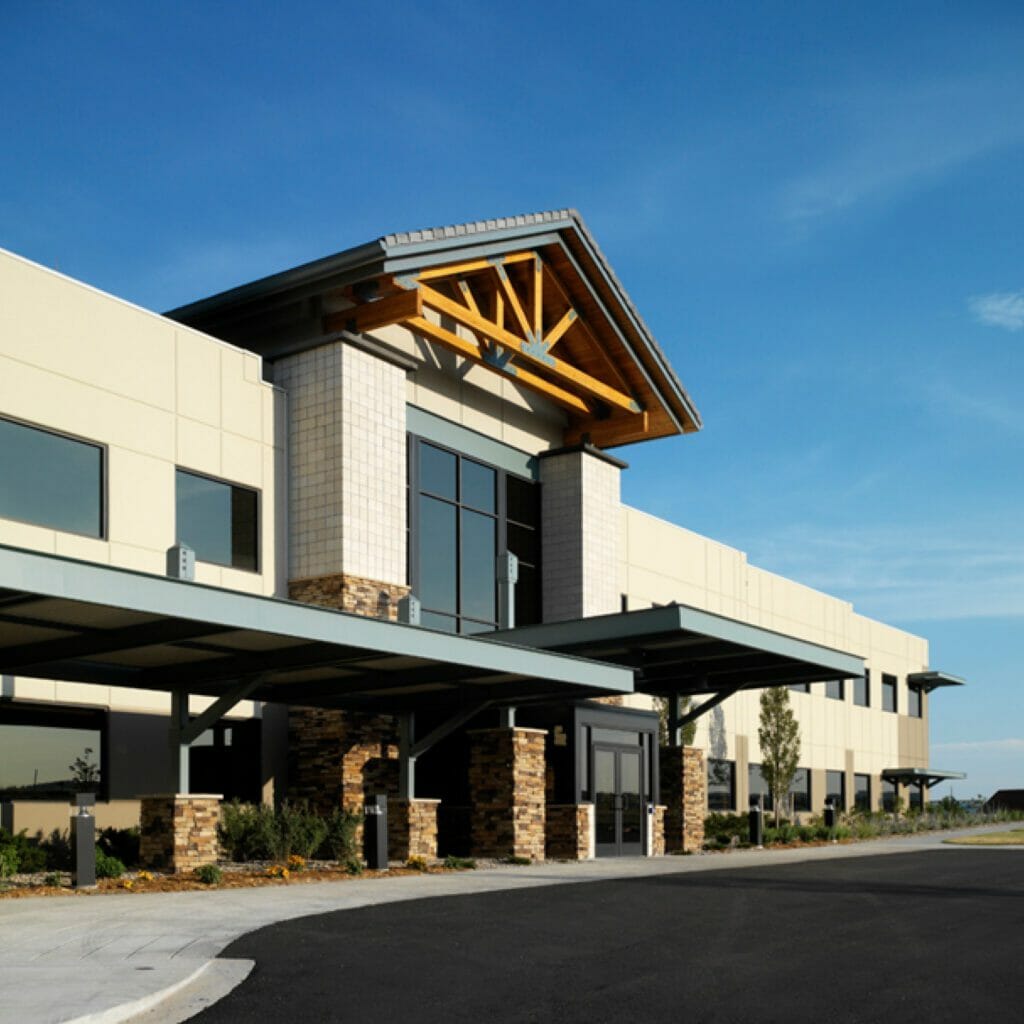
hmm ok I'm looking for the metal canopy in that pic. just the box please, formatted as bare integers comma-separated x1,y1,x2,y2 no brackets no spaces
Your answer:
907,671,966,694
881,767,967,788
0,544,632,712
493,604,864,696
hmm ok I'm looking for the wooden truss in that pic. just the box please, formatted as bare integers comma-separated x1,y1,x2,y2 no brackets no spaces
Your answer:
324,251,645,424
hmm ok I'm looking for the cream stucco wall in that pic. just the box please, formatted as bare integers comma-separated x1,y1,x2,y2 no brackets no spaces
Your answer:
0,248,285,721
621,505,932,811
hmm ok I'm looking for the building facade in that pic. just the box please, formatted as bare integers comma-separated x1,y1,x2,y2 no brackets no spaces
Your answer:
0,211,960,863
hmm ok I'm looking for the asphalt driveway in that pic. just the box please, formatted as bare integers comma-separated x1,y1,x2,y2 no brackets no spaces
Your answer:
193,849,1024,1023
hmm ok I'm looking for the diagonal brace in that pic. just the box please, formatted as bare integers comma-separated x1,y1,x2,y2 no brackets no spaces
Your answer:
176,675,267,746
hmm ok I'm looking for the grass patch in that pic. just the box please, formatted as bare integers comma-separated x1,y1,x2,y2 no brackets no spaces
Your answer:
945,829,1024,846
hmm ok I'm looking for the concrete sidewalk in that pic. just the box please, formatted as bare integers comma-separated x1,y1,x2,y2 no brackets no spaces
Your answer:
0,826,1015,1024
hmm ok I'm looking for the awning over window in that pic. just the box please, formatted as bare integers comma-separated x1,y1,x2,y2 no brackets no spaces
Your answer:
907,671,965,694
0,544,633,712
494,603,864,696
881,768,967,788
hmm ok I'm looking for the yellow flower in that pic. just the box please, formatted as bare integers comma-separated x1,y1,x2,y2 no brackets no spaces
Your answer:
122,880,134,889
137,870,153,882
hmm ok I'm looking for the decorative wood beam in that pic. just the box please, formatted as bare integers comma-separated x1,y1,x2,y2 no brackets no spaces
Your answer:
323,289,422,335
566,411,652,448
403,315,591,415
456,279,480,316
410,282,642,414
532,255,543,340
494,264,534,341
544,307,578,350
413,250,535,282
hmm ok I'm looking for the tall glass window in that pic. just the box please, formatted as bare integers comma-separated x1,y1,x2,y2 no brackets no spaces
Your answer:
854,773,872,811
748,763,774,812
882,779,898,812
881,673,898,713
707,758,735,811
826,769,846,811
0,416,104,537
854,670,870,707
175,469,258,571
789,767,811,812
409,437,541,634
907,686,923,718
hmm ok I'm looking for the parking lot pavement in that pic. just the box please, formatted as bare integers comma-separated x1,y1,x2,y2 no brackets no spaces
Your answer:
195,847,1024,1024
0,826,1017,1024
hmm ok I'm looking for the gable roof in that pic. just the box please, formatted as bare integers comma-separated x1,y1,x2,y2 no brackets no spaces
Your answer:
168,209,702,447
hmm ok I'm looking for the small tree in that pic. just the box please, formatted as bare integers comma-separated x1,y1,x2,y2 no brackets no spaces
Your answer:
69,747,100,792
758,687,800,827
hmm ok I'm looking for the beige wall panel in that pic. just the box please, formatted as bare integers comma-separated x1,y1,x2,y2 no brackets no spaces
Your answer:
12,677,58,702
176,417,224,478
0,515,59,553
108,448,174,552
220,431,264,488
107,543,163,576
53,533,110,564
220,348,264,441
175,329,222,427
53,681,111,707
104,687,172,714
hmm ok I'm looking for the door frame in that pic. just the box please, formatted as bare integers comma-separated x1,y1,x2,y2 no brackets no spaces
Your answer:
592,741,647,857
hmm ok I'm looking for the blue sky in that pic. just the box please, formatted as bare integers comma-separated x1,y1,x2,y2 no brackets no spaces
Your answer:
2,2,1021,798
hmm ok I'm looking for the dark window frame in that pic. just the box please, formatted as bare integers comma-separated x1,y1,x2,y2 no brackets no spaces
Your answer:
0,702,108,801
824,679,846,701
881,673,898,713
854,669,871,708
407,434,541,634
707,758,736,811
789,767,812,812
175,467,261,573
825,769,846,811
881,779,898,812
854,772,872,811
0,413,107,539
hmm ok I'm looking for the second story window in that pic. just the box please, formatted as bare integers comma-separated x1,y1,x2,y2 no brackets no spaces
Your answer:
175,469,259,571
0,415,104,538
881,673,898,713
853,670,870,707
409,437,541,634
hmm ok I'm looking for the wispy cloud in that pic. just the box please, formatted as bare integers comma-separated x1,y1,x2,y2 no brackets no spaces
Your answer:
742,523,1024,623
970,290,1024,331
778,73,1024,227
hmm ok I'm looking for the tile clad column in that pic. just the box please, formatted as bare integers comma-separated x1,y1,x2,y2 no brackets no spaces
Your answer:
469,727,547,861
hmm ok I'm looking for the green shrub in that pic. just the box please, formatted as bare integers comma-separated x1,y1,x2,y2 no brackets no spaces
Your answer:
98,827,140,868
276,802,328,861
321,807,362,864
43,872,62,887
0,845,17,878
406,855,428,871
503,854,532,865
195,863,223,885
797,825,817,842
704,812,749,843
344,856,364,876
95,848,125,879
0,828,48,874
833,826,852,840
443,854,477,870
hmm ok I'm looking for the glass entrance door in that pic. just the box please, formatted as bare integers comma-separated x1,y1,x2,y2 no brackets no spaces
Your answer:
594,745,645,857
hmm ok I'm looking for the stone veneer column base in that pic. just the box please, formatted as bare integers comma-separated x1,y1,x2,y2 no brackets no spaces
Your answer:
388,798,440,861
140,794,222,874
546,803,594,860
652,805,666,856
660,746,706,853
289,573,409,619
469,727,547,861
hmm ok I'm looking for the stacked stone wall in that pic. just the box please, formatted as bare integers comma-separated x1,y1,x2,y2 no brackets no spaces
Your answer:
546,803,593,860
140,795,221,873
652,804,666,856
660,746,706,853
469,727,546,860
388,798,440,861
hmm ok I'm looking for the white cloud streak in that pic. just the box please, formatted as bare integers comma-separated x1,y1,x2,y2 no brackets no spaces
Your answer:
778,73,1024,227
970,290,1024,332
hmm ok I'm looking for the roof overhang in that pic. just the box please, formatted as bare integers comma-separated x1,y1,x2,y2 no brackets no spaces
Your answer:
0,545,633,713
881,768,967,788
907,671,966,693
493,604,864,696
166,210,701,450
